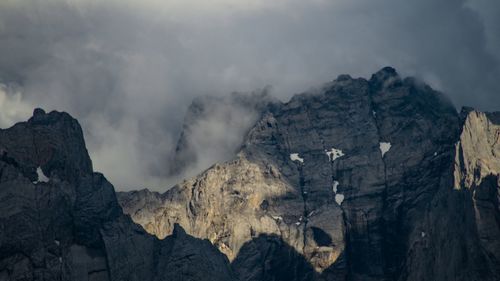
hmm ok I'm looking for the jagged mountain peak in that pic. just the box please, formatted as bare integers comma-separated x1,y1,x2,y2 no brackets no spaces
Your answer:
371,65,399,79
369,66,401,89
460,106,500,125
1,68,499,281
27,108,77,127
1,107,93,184
0,108,235,281
334,73,353,82
332,66,401,91
119,68,500,280
171,67,458,181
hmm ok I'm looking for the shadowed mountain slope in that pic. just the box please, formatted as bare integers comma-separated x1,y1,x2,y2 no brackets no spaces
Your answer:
0,109,235,281
119,67,500,281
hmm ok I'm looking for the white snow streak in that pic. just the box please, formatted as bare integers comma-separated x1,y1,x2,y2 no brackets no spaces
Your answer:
34,167,50,184
335,194,345,205
290,153,304,163
379,142,391,158
325,148,344,162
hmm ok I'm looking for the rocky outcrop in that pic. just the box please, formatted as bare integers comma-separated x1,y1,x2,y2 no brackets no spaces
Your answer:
120,155,309,262
452,109,500,272
1,67,497,281
119,67,500,281
454,109,500,189
0,109,235,281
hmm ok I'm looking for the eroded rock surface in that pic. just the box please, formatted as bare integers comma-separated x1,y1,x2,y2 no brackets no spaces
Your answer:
1,67,497,281
119,67,500,280
0,109,234,281
453,109,500,270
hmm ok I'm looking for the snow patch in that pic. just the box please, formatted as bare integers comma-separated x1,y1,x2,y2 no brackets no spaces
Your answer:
54,240,60,246
325,148,344,162
332,181,339,193
295,222,301,226
332,180,344,206
421,232,426,238
33,167,49,184
379,142,391,158
434,152,438,156
290,153,304,163
372,111,377,118
59,257,62,263
271,215,283,221
335,194,345,205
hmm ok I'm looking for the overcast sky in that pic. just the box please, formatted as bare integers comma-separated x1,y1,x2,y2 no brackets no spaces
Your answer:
0,0,499,190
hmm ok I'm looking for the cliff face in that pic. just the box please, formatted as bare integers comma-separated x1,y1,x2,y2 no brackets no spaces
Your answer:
1,67,498,281
453,110,500,272
0,109,234,281
118,68,500,281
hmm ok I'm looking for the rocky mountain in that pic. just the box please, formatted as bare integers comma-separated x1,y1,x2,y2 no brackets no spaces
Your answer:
0,67,498,281
168,90,277,181
118,67,500,281
0,109,234,280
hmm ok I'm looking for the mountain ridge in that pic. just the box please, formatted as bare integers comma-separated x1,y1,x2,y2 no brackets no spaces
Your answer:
0,67,498,280
0,108,235,281
119,67,500,281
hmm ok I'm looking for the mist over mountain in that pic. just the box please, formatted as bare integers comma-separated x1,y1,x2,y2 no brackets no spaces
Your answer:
1,68,499,280
1,2,500,279
0,0,499,190
119,67,500,280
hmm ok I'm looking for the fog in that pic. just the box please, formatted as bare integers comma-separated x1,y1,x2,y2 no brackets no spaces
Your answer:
0,0,499,190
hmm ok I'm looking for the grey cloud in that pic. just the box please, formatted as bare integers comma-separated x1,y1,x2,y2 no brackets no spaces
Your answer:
168,89,275,183
0,0,499,190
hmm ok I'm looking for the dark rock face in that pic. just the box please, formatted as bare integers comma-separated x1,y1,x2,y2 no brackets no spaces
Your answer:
0,109,234,281
242,67,461,280
119,68,500,281
232,234,318,281
1,67,498,281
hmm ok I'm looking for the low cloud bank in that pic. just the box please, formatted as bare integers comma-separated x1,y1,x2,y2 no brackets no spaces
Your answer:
0,0,499,190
